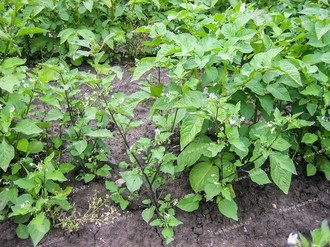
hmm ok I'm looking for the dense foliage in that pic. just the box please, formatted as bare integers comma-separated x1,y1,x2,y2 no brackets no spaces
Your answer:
0,0,329,245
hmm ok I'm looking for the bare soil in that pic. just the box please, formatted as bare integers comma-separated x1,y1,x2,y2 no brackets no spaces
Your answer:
1,66,329,247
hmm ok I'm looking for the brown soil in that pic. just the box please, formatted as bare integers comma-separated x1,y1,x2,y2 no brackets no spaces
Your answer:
1,67,329,247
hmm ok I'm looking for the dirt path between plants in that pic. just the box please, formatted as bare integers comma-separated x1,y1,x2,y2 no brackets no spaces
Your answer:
1,67,329,247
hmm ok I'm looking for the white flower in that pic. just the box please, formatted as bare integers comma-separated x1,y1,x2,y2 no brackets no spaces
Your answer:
0,104,3,109
119,98,124,104
287,232,299,246
270,127,276,134
99,149,104,153
209,93,217,100
229,119,236,125
240,116,245,122
23,83,29,88
20,202,26,208
267,122,273,127
9,106,15,113
155,128,161,136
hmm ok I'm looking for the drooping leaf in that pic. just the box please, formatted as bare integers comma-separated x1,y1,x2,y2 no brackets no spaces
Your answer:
0,139,15,172
27,212,51,246
180,115,204,150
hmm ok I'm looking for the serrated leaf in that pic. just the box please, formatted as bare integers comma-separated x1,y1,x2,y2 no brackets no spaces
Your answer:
189,162,219,193
176,194,202,212
217,198,238,220
0,139,15,172
27,212,50,246
14,120,43,135
180,115,204,150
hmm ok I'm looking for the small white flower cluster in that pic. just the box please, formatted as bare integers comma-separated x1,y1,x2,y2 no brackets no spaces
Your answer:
287,232,299,246
20,200,31,209
9,106,15,113
208,93,217,100
0,104,3,109
155,128,161,136
267,122,276,134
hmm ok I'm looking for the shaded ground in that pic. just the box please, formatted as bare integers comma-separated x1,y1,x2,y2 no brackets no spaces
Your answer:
1,67,329,247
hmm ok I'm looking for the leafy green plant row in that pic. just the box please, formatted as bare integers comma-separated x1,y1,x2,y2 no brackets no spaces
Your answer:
0,0,329,246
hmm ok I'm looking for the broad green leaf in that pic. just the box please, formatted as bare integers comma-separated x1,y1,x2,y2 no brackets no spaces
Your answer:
276,60,302,87
266,83,291,101
16,27,48,37
83,0,93,12
44,109,63,121
307,164,317,176
120,169,143,193
1,58,26,70
84,173,95,183
0,74,21,93
189,162,219,193
47,170,67,182
174,91,207,109
270,156,293,194
27,212,51,246
71,140,88,156
270,152,297,175
177,194,202,212
27,141,44,154
14,120,43,135
16,224,29,239
0,188,18,211
86,129,114,138
217,198,238,220
301,133,318,144
17,139,29,152
271,137,291,151
249,168,271,185
162,227,174,245
317,157,330,181
14,178,37,191
205,183,221,201
301,83,322,97
141,206,155,223
0,139,15,172
177,136,210,169
132,57,156,81
180,115,204,150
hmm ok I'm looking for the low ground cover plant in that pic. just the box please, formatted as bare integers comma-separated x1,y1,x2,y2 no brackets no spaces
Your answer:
0,0,329,245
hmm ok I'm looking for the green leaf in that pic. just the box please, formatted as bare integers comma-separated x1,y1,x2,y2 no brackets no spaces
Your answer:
189,162,219,193
16,224,29,239
120,169,143,193
141,206,155,223
27,141,44,154
1,58,26,70
271,137,291,151
16,27,48,37
0,139,15,172
307,163,317,176
180,115,204,150
205,183,221,201
276,60,302,87
17,139,29,152
270,158,292,194
14,178,37,191
270,152,297,175
83,0,93,12
177,136,210,169
84,173,95,183
301,133,318,144
266,83,291,101
47,170,67,182
174,91,207,109
249,168,271,185
27,212,50,246
14,120,43,135
217,198,238,220
176,194,202,212
161,227,174,245
44,109,63,121
71,140,88,156
0,74,21,93
132,57,156,81
86,129,114,138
